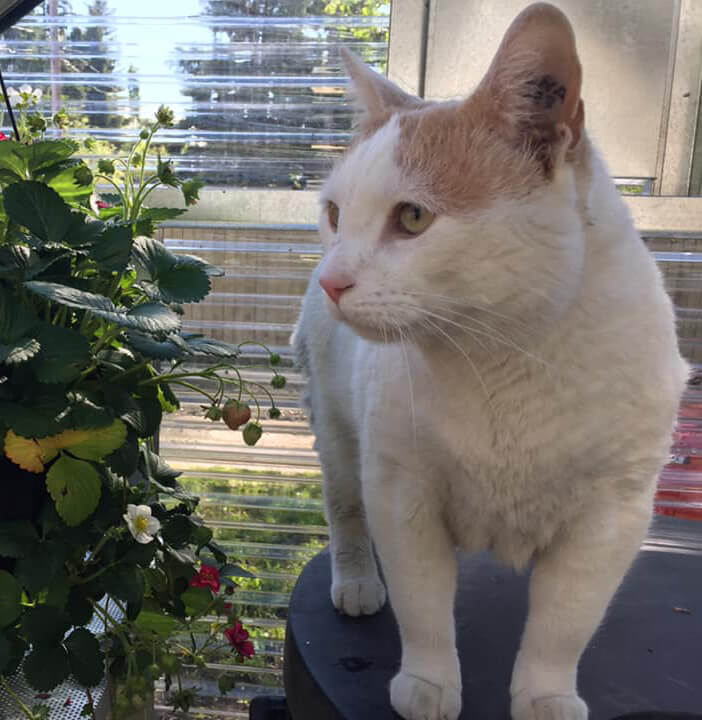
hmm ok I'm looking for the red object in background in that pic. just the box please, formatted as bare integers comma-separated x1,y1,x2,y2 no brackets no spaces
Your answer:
0,132,8,141
655,385,702,521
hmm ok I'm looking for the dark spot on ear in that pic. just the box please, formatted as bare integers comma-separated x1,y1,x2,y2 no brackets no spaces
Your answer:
524,74,567,110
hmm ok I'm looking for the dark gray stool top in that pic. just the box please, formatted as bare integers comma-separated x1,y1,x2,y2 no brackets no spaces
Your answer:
284,517,702,720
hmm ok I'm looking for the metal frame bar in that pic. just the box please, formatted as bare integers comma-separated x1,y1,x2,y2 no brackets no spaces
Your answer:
387,0,429,96
153,187,702,235
657,0,702,196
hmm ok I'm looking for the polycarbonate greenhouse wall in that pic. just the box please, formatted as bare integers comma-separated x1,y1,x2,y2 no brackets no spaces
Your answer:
1,1,701,717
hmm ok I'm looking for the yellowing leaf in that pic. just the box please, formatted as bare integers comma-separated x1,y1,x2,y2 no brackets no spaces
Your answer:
67,419,127,461
5,431,59,473
4,421,126,473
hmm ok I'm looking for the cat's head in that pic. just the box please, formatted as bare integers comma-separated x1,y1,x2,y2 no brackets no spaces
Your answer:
317,2,589,346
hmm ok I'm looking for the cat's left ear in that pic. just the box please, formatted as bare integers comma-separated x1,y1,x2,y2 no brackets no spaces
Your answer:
477,3,584,165
341,48,423,124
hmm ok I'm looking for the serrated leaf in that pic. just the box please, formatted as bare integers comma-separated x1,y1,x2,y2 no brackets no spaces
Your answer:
181,587,213,615
126,302,181,333
46,454,102,526
66,218,105,248
31,324,90,383
162,514,192,547
1,631,27,676
65,628,105,687
14,542,65,594
0,388,69,438
66,588,94,627
45,161,93,204
63,392,114,429
26,139,79,174
130,395,162,439
0,570,22,628
220,563,255,579
126,330,185,360
24,644,70,691
0,286,38,349
68,419,127,460
134,609,180,638
4,181,75,245
183,334,239,358
0,521,40,557
24,281,180,333
21,605,71,647
141,447,181,485
5,420,124,473
104,565,145,606
0,140,28,180
139,207,188,222
90,224,133,272
104,427,139,478
132,236,212,303
0,337,41,365
46,574,70,609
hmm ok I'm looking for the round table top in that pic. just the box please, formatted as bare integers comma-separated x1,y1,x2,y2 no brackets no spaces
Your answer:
284,517,702,720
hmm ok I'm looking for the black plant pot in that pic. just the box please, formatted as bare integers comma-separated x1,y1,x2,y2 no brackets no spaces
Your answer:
612,714,702,719
0,455,48,572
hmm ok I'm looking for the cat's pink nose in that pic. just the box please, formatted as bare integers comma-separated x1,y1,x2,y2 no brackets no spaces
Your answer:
319,270,354,305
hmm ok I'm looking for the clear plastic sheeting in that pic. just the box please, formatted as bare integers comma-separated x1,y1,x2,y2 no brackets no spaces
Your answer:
0,2,390,188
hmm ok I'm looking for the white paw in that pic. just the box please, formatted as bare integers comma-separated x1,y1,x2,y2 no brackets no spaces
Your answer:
331,575,386,616
511,692,588,720
390,671,461,720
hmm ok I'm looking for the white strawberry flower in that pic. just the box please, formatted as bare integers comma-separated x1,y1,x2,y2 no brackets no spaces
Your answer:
31,87,42,102
123,504,160,544
6,87,21,107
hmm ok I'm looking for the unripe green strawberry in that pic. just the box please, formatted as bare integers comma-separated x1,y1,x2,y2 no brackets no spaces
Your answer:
204,405,222,421
222,399,251,430
271,374,286,389
242,422,262,446
269,352,281,366
268,406,281,419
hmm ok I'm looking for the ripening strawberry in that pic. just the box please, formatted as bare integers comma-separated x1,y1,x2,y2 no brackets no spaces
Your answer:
222,400,251,430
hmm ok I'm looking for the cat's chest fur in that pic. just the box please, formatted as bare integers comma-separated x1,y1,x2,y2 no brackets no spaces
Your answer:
355,323,670,568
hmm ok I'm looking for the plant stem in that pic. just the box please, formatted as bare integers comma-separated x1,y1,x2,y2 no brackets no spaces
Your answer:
0,676,38,720
86,688,98,720
94,174,129,210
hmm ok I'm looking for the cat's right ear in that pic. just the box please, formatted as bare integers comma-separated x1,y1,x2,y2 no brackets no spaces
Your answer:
341,48,423,125
474,3,584,170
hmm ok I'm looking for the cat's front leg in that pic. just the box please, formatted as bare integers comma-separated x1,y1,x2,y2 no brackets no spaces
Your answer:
317,419,386,617
363,456,461,720
510,497,653,720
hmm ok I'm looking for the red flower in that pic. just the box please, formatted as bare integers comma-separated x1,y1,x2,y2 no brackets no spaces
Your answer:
0,132,8,141
190,564,220,593
224,621,255,659
96,199,110,209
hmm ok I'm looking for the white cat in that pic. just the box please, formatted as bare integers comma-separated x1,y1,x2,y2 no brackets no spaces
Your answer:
292,4,688,720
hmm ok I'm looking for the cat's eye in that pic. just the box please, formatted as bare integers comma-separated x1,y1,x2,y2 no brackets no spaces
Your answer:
396,203,435,235
327,201,339,231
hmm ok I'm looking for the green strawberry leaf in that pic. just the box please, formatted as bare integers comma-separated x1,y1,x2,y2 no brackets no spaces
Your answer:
65,628,105,687
23,644,70,691
46,454,102,526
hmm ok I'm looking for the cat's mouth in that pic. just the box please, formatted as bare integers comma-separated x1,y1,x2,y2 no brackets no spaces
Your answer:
333,299,420,343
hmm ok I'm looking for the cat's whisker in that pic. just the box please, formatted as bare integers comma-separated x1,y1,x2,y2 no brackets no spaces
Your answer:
422,316,499,421
400,303,537,362
400,302,555,372
398,326,418,449
404,290,532,332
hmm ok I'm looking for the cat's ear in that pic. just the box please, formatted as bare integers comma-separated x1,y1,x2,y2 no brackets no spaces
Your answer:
341,48,423,123
477,3,584,167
